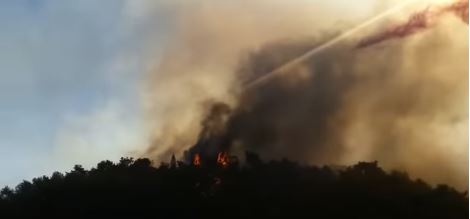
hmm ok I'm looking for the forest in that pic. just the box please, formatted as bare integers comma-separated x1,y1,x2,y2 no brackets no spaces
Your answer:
0,152,467,218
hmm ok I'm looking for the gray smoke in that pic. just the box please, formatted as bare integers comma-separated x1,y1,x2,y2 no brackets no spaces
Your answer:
142,1,468,190
186,18,468,189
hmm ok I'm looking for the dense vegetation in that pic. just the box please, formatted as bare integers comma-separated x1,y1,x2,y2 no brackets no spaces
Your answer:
0,152,467,218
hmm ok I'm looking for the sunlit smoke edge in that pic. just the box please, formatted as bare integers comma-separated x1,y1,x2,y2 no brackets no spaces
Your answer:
243,0,420,90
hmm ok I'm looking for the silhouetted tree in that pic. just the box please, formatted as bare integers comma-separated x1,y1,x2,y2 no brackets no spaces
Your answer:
132,158,151,169
170,154,177,169
0,152,466,218
245,151,262,167
96,160,114,171
118,157,134,168
0,186,13,200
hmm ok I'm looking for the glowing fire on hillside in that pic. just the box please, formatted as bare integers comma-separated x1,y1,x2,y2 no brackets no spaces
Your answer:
193,153,201,166
217,152,229,167
190,151,233,167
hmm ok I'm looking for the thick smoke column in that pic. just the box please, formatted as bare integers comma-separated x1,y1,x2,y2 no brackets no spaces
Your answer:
357,0,468,48
143,1,468,189
142,0,365,160
187,21,468,189
185,102,232,162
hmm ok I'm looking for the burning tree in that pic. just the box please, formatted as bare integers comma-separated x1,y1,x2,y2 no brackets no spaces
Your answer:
193,153,201,166
217,152,229,167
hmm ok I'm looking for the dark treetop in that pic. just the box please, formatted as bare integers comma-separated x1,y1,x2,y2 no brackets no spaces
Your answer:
0,152,467,218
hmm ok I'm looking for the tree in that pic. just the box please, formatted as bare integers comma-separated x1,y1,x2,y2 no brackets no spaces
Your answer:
0,156,466,218
72,165,87,175
132,158,151,169
96,160,114,171
170,154,177,169
0,187,13,200
118,157,134,168
245,151,262,167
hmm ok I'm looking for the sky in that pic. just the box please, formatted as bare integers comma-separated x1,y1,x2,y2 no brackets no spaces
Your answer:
0,0,178,187
0,0,466,189
0,0,381,188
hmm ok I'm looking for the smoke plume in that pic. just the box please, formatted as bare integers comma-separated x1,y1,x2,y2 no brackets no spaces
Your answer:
142,0,366,160
142,1,468,189
357,0,468,48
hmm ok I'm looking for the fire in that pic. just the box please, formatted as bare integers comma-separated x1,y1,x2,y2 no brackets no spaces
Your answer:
193,153,201,166
217,152,229,167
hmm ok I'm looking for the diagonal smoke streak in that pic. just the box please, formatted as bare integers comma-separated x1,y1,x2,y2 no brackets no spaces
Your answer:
243,0,419,90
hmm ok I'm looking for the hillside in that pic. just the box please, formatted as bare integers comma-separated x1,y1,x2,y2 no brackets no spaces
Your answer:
0,152,467,218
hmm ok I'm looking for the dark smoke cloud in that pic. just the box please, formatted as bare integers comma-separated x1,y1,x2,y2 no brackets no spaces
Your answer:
189,40,367,162
142,1,467,190
186,101,232,161
187,19,468,189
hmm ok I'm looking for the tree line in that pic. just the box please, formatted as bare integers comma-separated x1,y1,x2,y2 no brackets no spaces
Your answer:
0,152,467,218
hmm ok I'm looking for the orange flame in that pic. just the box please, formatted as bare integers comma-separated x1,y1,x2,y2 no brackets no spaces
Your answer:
193,153,201,166
217,152,229,167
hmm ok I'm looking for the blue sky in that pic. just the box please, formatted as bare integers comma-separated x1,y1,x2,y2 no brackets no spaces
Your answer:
0,0,176,187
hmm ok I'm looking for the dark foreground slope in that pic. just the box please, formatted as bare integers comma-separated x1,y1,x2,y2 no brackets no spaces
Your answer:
0,153,467,218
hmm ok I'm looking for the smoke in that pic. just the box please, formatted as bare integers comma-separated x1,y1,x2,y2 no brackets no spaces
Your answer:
142,0,374,159
357,0,468,48
142,1,468,189
231,20,467,188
